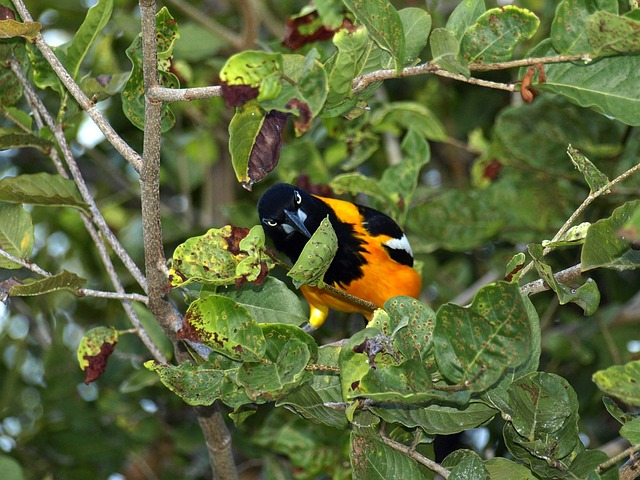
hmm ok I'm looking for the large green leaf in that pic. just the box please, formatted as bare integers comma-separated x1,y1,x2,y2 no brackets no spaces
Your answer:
582,200,640,271
9,270,86,297
0,173,88,210
429,27,470,76
0,129,52,153
228,102,266,185
446,0,486,40
550,0,618,54
219,50,283,102
443,450,489,480
461,6,540,63
342,0,406,73
287,217,338,288
325,27,370,108
65,0,113,80
434,282,532,392
350,433,427,480
0,203,33,269
398,7,431,64
586,11,640,57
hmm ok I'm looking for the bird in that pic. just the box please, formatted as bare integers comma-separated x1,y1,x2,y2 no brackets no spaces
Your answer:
257,183,422,330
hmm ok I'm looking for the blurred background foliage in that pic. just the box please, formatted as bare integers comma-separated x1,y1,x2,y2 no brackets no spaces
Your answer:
0,0,639,478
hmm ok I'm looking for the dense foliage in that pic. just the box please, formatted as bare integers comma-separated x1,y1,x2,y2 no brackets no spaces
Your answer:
0,0,639,479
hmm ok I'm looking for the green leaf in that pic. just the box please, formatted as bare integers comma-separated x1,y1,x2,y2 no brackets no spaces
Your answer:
540,43,640,126
325,27,370,108
586,10,640,57
287,217,338,288
228,102,266,185
0,129,53,153
65,0,113,80
122,7,179,132
398,7,431,64
180,294,266,361
217,277,307,326
460,6,540,63
219,50,283,102
372,101,447,142
0,173,88,211
593,360,640,406
169,225,273,288
330,173,395,207
259,50,328,134
429,28,470,76
528,243,601,315
144,355,253,408
550,0,618,55
9,270,86,297
620,417,640,444
434,282,532,392
582,200,640,271
569,450,617,480
0,203,33,269
237,324,315,402
373,402,497,436
485,458,537,480
505,252,526,281
542,222,591,249
0,454,25,480
567,144,610,194
342,0,406,73
0,19,41,40
350,433,427,480
446,0,486,40
443,449,489,480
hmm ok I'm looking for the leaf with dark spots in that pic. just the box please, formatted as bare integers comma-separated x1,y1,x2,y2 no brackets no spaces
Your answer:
286,98,313,134
283,11,347,50
220,82,260,108
224,226,251,255
243,110,289,190
76,326,119,384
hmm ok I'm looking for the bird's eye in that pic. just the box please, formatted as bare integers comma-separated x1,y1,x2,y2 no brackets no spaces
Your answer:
294,191,302,205
264,219,278,227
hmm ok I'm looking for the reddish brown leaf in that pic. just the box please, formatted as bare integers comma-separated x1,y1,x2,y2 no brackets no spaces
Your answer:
220,82,259,108
243,110,289,190
482,159,503,181
83,340,117,384
282,12,354,50
286,98,313,134
224,226,251,255
295,175,333,197
0,5,16,20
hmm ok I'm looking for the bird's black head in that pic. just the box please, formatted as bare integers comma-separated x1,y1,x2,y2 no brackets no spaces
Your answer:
257,183,330,262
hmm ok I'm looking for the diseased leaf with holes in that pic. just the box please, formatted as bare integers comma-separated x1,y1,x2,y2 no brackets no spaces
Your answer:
145,355,253,408
430,27,470,76
0,173,88,211
122,7,179,132
0,203,33,269
433,281,532,392
550,0,618,55
587,11,640,57
178,294,265,362
216,276,307,326
219,51,283,107
9,270,86,297
593,360,640,406
460,6,539,63
258,50,328,135
237,324,316,402
582,200,640,271
168,225,273,288
288,217,338,288
529,243,600,316
446,0,486,40
77,326,118,384
342,0,405,73
567,145,610,194
443,449,489,480
350,433,426,480
0,129,53,153
65,0,113,80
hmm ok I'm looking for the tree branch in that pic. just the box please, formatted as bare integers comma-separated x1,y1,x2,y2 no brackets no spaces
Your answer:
10,0,143,174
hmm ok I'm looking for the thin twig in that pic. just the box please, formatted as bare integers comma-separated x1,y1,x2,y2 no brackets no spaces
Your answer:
148,85,222,102
519,264,583,297
469,53,591,71
10,0,143,173
379,433,451,478
597,444,640,475
80,289,149,304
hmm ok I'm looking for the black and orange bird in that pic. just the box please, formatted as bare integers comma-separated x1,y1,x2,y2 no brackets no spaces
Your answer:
258,183,422,330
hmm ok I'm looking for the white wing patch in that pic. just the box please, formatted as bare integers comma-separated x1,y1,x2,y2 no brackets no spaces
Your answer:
384,234,413,257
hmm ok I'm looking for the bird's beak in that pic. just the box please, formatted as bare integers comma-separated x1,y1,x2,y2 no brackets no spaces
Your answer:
284,209,312,238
